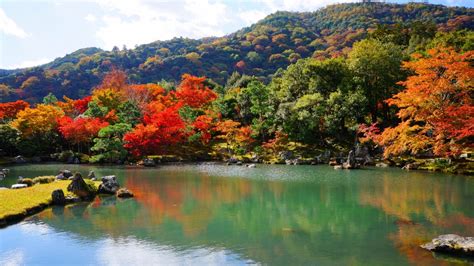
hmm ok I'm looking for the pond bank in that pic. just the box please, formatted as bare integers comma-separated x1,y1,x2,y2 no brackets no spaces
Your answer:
0,179,102,228
0,181,72,227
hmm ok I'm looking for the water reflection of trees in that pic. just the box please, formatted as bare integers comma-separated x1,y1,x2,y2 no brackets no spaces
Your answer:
358,173,474,264
36,168,474,265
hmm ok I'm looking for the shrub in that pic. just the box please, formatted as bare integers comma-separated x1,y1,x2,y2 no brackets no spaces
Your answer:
33,176,55,184
18,178,34,187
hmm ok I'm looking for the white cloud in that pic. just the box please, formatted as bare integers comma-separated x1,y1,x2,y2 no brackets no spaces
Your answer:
85,14,97,22
92,0,230,49
0,8,28,38
6,57,51,69
258,0,355,12
239,10,267,25
96,236,254,265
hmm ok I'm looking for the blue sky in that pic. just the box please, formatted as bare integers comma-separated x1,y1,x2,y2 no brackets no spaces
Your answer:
0,0,472,69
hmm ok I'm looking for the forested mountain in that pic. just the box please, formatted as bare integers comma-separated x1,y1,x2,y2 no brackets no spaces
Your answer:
1,2,472,102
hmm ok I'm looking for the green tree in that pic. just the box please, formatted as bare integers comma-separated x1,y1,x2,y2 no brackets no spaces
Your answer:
347,39,404,123
90,123,132,163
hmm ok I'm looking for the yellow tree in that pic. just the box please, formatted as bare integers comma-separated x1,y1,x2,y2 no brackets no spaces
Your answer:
11,104,65,137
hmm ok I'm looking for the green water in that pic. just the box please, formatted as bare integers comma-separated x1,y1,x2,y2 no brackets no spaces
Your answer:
0,164,473,265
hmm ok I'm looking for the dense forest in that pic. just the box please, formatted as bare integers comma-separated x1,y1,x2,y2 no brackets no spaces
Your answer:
0,3,472,172
0,2,472,102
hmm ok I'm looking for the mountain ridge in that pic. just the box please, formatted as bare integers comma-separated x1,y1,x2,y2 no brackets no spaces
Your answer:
1,2,472,102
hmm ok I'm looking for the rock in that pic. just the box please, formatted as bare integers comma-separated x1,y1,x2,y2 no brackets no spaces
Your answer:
421,234,474,256
87,170,95,179
61,170,73,178
376,162,389,168
246,164,257,168
116,188,134,198
51,189,66,205
236,161,243,166
67,173,95,200
98,175,120,194
346,150,357,169
1,168,9,174
56,173,66,180
11,184,27,189
285,159,293,165
402,163,418,170
279,151,293,161
143,158,156,167
228,157,238,164
334,165,343,170
73,157,80,164
329,160,338,166
14,155,27,164
364,155,375,166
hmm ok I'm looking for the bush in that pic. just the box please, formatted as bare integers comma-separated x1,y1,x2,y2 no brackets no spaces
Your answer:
18,178,34,187
58,150,74,162
33,176,56,184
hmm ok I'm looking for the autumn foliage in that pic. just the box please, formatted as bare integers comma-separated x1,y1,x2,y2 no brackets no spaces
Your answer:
0,100,29,120
376,47,473,157
58,116,109,145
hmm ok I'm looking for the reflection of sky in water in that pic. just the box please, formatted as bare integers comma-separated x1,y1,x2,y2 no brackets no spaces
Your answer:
0,221,254,266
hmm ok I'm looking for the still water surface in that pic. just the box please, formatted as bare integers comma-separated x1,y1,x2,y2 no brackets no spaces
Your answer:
0,164,473,265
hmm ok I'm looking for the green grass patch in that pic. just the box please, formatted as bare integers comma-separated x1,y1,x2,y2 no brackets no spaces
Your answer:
0,181,72,220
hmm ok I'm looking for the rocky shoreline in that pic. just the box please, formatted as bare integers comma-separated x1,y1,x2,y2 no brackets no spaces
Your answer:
0,169,134,228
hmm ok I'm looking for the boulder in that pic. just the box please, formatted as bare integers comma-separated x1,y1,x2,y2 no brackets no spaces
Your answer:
402,163,418,170
116,188,134,198
11,184,28,189
143,158,156,167
279,151,293,161
228,157,238,164
87,170,95,179
376,162,389,168
236,161,243,166
14,155,27,164
98,175,120,194
334,165,343,170
345,150,357,169
246,164,257,168
51,189,66,205
56,173,66,180
67,173,95,200
61,170,73,178
421,234,474,256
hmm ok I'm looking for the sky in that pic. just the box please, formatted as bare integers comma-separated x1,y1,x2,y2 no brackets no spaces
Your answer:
0,0,472,69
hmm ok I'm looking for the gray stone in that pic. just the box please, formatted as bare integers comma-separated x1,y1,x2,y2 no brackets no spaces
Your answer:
11,184,27,189
279,151,293,160
247,164,256,168
376,162,389,168
236,161,243,166
56,173,66,180
51,189,66,205
14,155,26,164
143,158,156,167
87,171,95,179
61,170,73,178
98,175,120,194
421,234,474,256
67,173,95,200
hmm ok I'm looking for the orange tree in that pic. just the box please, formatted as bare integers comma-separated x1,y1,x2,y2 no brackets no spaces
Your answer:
377,47,473,157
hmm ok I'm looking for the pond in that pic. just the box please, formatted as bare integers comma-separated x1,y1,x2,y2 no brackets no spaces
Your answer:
0,164,473,265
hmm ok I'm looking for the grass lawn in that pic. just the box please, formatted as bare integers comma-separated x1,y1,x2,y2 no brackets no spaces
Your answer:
0,181,74,220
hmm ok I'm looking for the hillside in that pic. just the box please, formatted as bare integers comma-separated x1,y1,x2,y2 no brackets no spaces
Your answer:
0,2,472,103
